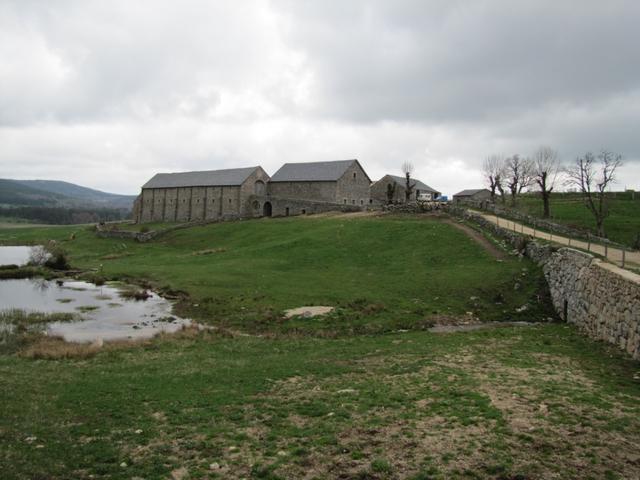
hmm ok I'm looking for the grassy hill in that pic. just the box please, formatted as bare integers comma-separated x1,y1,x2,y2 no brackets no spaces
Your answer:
511,191,640,248
0,214,553,333
1,215,639,479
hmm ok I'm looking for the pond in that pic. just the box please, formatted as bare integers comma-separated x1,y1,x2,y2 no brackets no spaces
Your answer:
0,246,35,266
0,278,191,342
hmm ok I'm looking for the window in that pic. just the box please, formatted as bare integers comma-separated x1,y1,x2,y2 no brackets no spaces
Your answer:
360,199,364,205
353,172,357,179
352,199,355,205
285,207,290,216
369,199,373,204
228,198,232,204
343,199,347,204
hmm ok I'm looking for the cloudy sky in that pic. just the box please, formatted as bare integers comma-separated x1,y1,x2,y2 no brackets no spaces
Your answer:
1,0,639,196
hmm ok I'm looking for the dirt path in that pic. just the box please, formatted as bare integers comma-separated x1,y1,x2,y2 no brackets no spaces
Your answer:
477,211,640,269
440,218,507,260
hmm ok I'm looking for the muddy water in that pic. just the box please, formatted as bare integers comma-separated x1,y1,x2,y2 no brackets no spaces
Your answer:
0,246,35,266
0,278,191,342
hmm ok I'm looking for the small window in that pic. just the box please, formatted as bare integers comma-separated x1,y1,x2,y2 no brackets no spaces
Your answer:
228,198,232,204
343,199,347,204
353,172,357,179
285,207,290,216
211,198,215,203
369,199,373,204
352,199,355,205
360,199,364,205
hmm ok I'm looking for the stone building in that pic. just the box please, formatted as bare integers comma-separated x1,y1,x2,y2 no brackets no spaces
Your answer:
370,174,441,205
268,159,371,207
452,188,492,205
134,159,372,223
134,166,270,223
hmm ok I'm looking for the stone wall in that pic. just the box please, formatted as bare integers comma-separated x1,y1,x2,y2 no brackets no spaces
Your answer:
267,180,338,204
447,205,640,359
247,195,362,218
545,249,640,358
335,161,372,207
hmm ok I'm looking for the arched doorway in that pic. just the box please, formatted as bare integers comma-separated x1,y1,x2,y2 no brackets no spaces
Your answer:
263,201,272,217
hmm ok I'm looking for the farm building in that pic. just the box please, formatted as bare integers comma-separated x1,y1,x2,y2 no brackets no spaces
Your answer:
452,188,492,205
268,159,372,207
134,159,373,223
134,166,270,223
370,174,441,205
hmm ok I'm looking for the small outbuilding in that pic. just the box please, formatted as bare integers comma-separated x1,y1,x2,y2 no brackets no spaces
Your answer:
370,174,441,205
452,188,492,205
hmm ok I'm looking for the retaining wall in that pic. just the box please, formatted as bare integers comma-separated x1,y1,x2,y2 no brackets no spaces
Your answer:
447,206,640,359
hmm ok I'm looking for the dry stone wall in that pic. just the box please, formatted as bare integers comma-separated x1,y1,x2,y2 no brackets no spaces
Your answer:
447,205,640,359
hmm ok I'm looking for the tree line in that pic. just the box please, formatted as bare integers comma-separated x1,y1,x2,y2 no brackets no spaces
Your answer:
0,206,131,225
482,147,623,237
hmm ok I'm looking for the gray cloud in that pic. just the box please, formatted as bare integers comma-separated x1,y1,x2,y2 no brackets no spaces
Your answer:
0,0,639,196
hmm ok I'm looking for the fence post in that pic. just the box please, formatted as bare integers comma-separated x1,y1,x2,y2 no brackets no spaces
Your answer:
587,234,591,252
622,249,626,268
605,242,608,259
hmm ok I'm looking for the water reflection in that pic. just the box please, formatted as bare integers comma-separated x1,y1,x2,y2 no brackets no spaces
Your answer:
0,278,191,342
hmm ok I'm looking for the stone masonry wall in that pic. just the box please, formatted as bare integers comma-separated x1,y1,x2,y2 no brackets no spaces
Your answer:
447,205,640,359
544,249,640,358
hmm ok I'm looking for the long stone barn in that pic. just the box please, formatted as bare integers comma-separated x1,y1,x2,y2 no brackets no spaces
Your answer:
134,159,372,223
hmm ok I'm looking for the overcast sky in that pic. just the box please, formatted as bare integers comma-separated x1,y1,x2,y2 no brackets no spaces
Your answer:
1,0,639,196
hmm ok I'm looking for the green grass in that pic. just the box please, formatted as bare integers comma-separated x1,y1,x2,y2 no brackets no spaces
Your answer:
0,215,553,334
1,214,638,478
513,191,640,247
1,325,639,479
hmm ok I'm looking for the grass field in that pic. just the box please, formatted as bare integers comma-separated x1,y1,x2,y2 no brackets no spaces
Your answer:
512,191,640,248
1,214,639,479
0,214,553,334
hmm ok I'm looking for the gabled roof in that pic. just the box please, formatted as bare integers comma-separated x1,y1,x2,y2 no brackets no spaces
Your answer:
453,188,490,197
270,159,370,183
385,175,440,194
142,166,261,189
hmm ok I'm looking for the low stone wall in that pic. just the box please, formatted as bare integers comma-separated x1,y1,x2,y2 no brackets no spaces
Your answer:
247,195,362,218
447,205,640,359
95,220,217,243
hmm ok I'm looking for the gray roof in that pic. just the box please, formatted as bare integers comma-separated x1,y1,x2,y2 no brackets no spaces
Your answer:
142,166,260,189
386,175,440,193
453,188,490,197
270,159,367,182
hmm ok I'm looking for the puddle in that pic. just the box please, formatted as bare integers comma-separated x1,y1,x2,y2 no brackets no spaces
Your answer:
0,246,36,266
0,278,191,342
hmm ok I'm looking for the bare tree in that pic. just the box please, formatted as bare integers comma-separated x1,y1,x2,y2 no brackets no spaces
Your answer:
565,150,622,237
386,182,396,205
504,154,534,206
532,146,560,218
482,155,506,203
401,161,416,202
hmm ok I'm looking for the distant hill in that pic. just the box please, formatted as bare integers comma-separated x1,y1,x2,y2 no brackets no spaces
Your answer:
12,180,137,209
0,178,136,224
0,179,136,209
